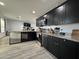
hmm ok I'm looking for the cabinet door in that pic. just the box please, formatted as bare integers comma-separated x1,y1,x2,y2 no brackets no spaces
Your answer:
42,35,60,58
53,11,59,25
77,44,79,59
47,10,60,25
52,36,60,58
42,35,48,49
60,39,77,59
46,13,55,25
46,36,53,53
36,17,44,27
47,36,60,58
64,0,79,24
50,7,65,25
28,32,36,41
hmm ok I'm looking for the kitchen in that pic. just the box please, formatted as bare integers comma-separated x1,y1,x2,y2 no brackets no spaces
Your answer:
0,0,79,59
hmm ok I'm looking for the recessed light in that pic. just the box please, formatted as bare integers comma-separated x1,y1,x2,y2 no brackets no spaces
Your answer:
44,15,47,17
32,11,36,14
0,1,5,6
58,6,64,11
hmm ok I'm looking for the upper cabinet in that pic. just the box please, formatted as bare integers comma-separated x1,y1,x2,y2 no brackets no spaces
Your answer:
36,0,79,27
36,16,47,27
64,0,79,24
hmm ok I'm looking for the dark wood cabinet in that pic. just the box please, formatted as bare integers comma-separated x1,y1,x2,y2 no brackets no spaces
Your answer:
77,45,79,59
42,35,60,58
21,32,36,42
36,0,79,26
64,0,79,24
46,14,54,25
36,17,43,27
49,36,60,58
59,38,77,59
42,35,47,48
36,17,47,27
42,35,78,59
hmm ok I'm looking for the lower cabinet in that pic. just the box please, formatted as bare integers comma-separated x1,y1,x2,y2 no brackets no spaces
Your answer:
77,46,79,59
21,32,36,42
42,35,78,59
47,36,60,58
42,35,48,49
59,38,77,59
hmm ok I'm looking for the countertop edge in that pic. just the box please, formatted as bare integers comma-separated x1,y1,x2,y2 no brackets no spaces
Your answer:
42,33,79,43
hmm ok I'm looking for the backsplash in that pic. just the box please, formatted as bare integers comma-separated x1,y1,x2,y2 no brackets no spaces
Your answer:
40,23,79,33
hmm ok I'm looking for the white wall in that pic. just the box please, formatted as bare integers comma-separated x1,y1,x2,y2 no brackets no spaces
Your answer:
6,18,38,32
31,20,37,31
42,23,79,33
6,19,23,32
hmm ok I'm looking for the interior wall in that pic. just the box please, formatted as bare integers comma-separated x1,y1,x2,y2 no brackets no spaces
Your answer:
6,18,38,32
31,20,37,31
58,23,79,33
6,19,23,32
42,23,79,33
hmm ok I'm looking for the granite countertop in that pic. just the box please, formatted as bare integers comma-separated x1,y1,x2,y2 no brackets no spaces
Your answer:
42,33,79,43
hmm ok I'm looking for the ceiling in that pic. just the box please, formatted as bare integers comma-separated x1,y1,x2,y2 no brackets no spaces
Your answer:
0,0,66,23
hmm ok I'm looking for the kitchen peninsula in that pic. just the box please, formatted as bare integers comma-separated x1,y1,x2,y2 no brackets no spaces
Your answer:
9,31,37,44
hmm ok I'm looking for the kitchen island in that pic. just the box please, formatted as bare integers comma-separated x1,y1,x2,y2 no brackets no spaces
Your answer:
42,33,79,59
9,31,37,44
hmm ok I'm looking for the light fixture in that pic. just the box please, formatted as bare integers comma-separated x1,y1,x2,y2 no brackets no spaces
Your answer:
44,15,47,18
32,11,36,14
58,6,64,11
0,1,5,6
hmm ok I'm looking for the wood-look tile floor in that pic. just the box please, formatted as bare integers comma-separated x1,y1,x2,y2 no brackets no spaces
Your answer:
0,38,57,59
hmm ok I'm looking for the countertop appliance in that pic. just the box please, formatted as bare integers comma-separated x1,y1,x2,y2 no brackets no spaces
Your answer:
54,27,60,34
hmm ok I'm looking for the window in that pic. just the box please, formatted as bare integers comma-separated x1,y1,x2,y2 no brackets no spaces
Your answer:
0,18,5,33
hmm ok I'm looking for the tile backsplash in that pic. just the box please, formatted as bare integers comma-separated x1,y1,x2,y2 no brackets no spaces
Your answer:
40,23,79,33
